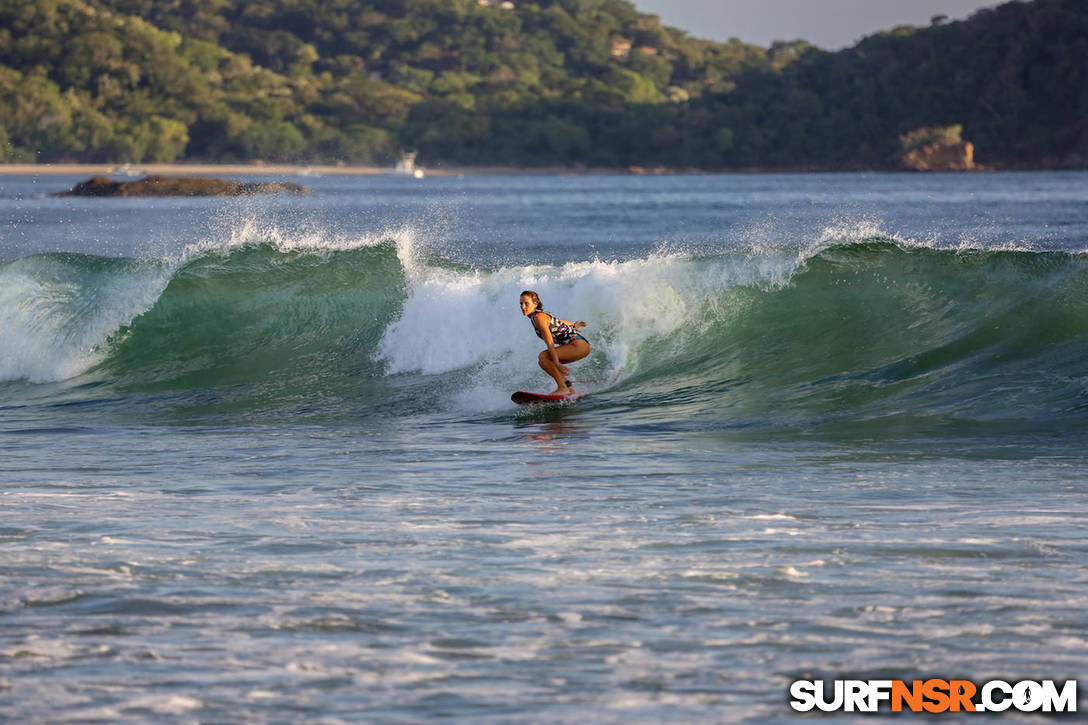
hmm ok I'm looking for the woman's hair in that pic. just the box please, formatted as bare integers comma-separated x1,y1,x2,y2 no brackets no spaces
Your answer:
520,290,543,311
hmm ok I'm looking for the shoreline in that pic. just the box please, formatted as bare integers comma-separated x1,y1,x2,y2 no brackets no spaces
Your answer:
0,163,620,177
0,163,388,176
0,162,1083,177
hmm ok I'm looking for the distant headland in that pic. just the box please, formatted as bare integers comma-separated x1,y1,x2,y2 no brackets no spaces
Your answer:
0,0,1083,171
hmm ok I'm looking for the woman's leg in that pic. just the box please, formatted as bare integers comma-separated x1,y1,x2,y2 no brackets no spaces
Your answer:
537,350,566,391
537,339,591,394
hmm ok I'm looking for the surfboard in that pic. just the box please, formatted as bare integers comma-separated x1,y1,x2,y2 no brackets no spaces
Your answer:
511,391,582,405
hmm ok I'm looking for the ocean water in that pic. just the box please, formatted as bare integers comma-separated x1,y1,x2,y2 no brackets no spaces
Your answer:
1,171,1087,722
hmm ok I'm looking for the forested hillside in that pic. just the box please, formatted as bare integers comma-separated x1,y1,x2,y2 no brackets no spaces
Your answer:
1,0,1084,168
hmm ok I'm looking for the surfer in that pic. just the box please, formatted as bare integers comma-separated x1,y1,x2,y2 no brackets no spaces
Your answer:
519,290,590,396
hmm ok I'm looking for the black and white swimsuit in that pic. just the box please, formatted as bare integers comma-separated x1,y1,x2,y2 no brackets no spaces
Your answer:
531,313,584,346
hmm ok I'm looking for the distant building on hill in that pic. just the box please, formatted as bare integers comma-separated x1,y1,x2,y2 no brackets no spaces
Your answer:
611,38,632,60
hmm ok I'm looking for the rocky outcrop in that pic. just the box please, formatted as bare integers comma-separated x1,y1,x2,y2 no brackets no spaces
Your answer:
898,126,976,171
901,140,975,171
627,165,673,175
55,175,309,197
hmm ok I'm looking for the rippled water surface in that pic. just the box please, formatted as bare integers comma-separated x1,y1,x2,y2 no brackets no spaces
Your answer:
2,171,1087,722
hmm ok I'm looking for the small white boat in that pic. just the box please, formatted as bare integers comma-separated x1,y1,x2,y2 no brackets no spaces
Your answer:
392,151,424,179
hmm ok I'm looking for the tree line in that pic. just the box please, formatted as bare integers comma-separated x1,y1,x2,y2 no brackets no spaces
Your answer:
1,0,1084,168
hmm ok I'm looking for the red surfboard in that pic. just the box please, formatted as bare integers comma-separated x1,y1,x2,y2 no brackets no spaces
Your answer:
511,391,582,405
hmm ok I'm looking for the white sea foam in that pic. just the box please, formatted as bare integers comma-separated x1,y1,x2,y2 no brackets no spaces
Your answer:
377,249,794,409
808,216,1046,255
0,257,172,383
123,694,204,715
176,214,420,262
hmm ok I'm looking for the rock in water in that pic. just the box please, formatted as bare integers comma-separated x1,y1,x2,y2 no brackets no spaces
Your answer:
898,125,976,172
55,175,309,197
901,140,975,171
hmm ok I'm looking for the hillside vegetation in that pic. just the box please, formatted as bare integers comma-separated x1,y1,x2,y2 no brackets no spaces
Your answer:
1,0,1084,168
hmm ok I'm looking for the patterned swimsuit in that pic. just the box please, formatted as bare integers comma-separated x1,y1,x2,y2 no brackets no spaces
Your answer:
531,313,584,346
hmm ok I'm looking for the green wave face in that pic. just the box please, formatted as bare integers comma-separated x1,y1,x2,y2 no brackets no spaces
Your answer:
92,242,411,422
1,240,411,422
4,240,1087,433
624,243,1088,436
102,242,406,386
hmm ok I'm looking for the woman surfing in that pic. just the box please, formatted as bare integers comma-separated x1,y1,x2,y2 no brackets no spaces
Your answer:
519,290,590,396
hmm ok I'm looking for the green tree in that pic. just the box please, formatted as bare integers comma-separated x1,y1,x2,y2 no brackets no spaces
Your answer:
243,120,306,161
